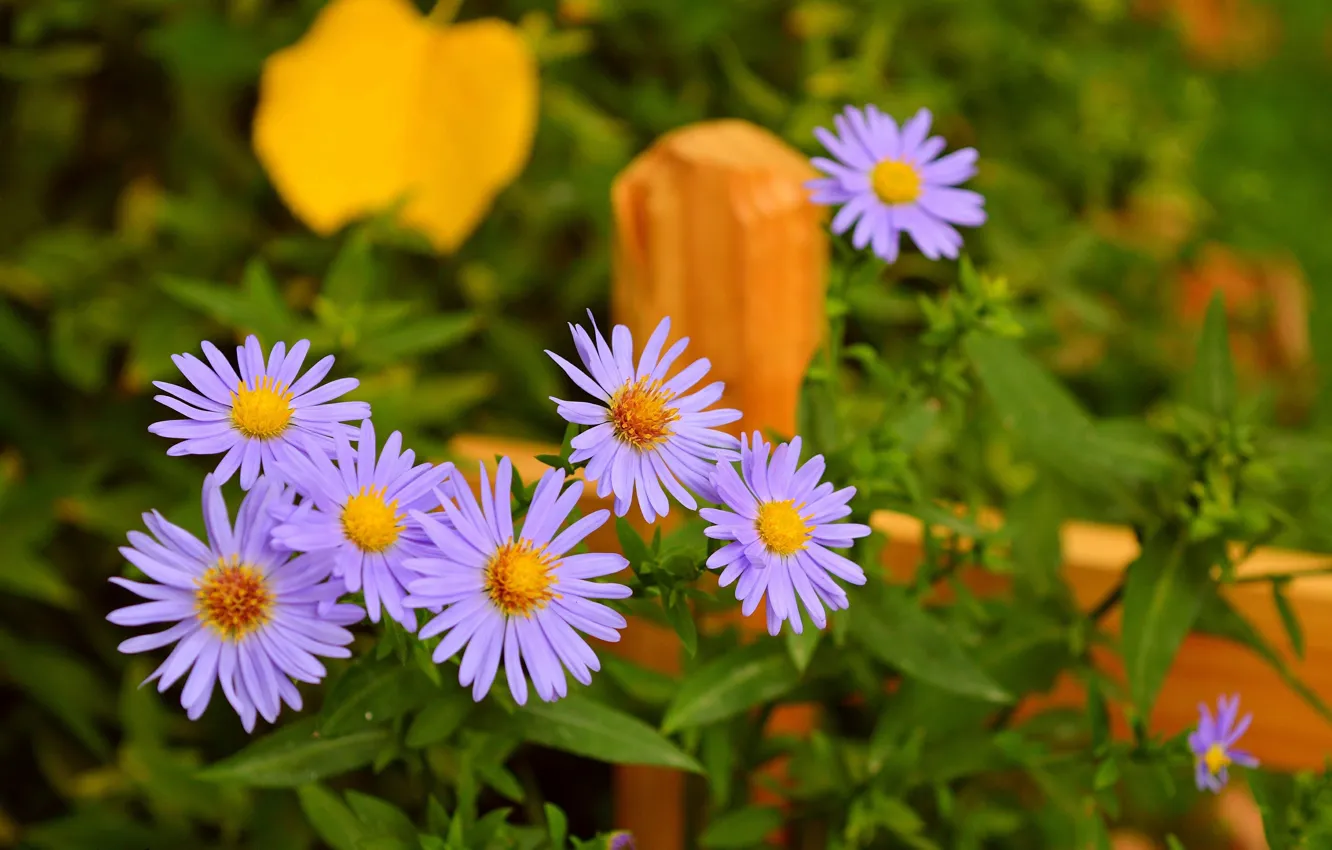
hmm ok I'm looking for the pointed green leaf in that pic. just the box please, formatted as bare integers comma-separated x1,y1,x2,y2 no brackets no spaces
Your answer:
521,695,702,773
199,718,389,787
849,586,1010,703
1271,578,1305,659
297,784,367,850
1195,590,1332,722
320,658,438,737
544,803,568,849
1248,770,1298,850
345,791,417,842
615,516,652,571
405,689,473,748
323,230,378,307
966,335,1162,490
785,619,822,674
699,806,784,848
1121,534,1215,716
361,313,478,364
664,594,698,657
599,654,678,706
1187,292,1237,417
662,642,801,733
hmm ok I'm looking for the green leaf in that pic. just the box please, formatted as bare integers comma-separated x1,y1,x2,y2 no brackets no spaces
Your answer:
1195,591,1332,722
297,784,368,850
1187,292,1237,417
544,803,568,849
1271,578,1305,658
362,313,478,364
1120,533,1215,716
521,695,702,773
0,297,42,372
615,516,653,571
699,806,783,848
1092,758,1120,790
599,654,678,706
320,657,439,737
1087,677,1110,752
849,586,1010,703
797,370,840,457
345,791,418,842
405,688,474,748
662,642,801,733
966,334,1154,491
240,258,293,339
198,718,389,787
785,620,822,674
323,230,378,307
0,629,109,756
664,594,698,657
1248,770,1298,850
160,275,263,333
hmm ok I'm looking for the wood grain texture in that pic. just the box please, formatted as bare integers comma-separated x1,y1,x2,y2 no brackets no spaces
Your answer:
605,119,827,848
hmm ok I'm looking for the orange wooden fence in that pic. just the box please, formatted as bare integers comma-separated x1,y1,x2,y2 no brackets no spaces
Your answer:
451,121,1332,848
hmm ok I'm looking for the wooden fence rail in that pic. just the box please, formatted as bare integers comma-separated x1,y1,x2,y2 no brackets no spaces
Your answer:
453,120,1331,848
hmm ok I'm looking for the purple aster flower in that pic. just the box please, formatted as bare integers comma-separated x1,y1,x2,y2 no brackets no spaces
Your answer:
107,475,363,732
607,833,636,850
272,420,453,632
1189,694,1258,793
702,432,872,635
403,457,631,704
545,312,742,522
149,336,371,490
807,105,986,263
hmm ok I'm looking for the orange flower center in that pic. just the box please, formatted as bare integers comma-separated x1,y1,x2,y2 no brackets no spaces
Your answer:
197,558,273,640
1203,743,1231,775
609,378,679,450
755,500,813,557
341,486,403,553
485,539,558,617
871,159,922,205
230,377,295,440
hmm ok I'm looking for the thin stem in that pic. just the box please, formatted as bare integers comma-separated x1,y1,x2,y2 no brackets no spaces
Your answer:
1089,582,1125,622
1231,564,1332,585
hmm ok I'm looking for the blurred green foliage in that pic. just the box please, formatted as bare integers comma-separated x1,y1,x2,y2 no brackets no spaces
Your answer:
3,0,1332,847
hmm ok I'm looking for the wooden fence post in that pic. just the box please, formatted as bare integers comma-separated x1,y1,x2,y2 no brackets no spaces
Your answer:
608,119,828,849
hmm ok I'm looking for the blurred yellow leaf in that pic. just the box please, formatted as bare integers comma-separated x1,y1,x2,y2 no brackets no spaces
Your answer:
252,0,538,253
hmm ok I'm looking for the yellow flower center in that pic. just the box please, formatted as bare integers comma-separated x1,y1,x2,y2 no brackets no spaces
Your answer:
485,539,559,617
871,159,922,205
1203,743,1231,775
197,558,273,640
609,377,680,451
230,377,295,440
341,486,403,553
755,500,813,558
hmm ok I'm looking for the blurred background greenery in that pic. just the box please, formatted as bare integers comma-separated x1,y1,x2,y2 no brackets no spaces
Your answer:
2,0,1330,846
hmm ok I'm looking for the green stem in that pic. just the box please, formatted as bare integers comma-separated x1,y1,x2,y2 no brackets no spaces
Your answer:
1231,564,1332,585
429,0,463,24
1089,581,1125,622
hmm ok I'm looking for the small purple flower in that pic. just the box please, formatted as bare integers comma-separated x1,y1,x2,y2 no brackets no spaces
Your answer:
807,105,986,263
403,458,631,704
546,312,741,522
107,475,363,732
607,833,636,850
1189,694,1258,793
703,432,871,635
150,336,370,490
272,420,453,631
